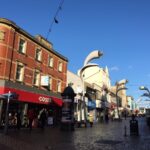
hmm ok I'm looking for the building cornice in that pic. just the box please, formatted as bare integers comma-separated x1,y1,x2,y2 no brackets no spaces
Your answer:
0,18,68,62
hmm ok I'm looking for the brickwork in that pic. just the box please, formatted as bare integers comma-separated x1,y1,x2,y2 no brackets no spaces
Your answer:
0,18,68,93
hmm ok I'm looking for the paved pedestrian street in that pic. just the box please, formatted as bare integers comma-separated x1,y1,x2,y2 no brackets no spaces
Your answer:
0,117,150,150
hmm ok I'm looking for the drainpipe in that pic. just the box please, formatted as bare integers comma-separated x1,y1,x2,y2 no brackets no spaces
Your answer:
8,29,16,81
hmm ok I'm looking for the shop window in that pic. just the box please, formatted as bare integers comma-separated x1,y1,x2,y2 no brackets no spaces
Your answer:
57,80,61,93
58,61,63,72
48,55,53,68
16,62,25,82
18,38,26,54
33,70,40,86
35,48,42,62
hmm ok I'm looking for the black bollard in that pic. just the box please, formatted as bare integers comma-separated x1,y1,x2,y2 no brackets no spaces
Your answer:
130,114,139,136
61,86,76,131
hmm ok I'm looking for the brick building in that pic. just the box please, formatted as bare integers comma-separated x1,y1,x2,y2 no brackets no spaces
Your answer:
0,18,68,126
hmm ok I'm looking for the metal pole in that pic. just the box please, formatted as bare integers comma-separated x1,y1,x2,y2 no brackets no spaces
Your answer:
116,85,120,120
82,77,87,127
4,91,11,134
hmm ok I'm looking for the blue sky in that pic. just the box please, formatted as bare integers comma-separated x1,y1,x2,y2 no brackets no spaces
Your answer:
1,0,150,105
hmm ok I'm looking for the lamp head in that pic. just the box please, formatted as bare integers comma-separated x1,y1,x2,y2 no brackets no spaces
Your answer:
139,86,146,90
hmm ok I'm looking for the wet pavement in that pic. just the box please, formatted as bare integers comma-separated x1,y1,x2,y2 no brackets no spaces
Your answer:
0,117,150,150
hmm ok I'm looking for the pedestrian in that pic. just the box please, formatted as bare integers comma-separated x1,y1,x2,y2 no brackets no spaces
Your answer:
105,113,109,123
124,110,127,120
16,111,21,130
88,113,94,127
27,109,35,131
39,108,47,129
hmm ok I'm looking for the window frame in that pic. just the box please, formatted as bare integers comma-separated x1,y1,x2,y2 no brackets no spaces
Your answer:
15,62,25,82
18,38,27,54
33,70,40,87
58,61,63,72
35,48,42,62
48,55,54,68
57,80,61,93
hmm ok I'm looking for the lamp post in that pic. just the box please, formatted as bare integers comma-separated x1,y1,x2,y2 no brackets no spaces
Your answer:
116,87,128,120
115,79,128,120
139,86,150,97
4,91,11,134
78,50,103,126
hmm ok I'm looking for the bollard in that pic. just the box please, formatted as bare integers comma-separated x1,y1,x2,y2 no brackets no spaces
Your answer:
130,114,139,136
61,86,76,131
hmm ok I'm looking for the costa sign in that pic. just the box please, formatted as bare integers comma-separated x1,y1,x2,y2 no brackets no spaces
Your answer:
39,96,52,103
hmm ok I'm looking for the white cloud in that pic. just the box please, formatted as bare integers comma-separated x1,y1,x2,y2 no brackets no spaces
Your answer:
109,66,119,71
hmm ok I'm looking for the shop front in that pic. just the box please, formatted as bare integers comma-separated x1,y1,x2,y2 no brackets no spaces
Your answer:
0,86,63,127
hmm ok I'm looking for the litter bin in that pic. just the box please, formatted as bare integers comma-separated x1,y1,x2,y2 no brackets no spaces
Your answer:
130,115,139,136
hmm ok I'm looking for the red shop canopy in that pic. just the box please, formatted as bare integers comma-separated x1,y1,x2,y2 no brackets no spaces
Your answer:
0,87,63,107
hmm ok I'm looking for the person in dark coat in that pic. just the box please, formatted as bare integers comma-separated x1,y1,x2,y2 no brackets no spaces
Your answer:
28,109,35,130
17,111,21,130
39,108,47,129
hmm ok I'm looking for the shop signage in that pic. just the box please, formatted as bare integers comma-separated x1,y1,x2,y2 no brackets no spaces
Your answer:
0,87,62,106
41,76,49,86
39,96,52,103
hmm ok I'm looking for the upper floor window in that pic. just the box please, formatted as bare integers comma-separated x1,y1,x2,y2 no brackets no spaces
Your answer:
35,48,42,61
16,62,24,82
33,70,40,86
48,55,53,68
18,38,26,54
58,61,63,72
57,80,61,93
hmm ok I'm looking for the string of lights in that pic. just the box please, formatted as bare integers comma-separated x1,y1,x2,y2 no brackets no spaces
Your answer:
46,0,64,40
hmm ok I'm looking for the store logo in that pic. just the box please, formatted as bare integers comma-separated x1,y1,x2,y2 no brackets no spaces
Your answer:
39,96,51,103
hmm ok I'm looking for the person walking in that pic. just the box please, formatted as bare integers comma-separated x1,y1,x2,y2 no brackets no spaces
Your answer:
16,111,21,130
88,113,94,127
39,108,47,129
28,109,35,131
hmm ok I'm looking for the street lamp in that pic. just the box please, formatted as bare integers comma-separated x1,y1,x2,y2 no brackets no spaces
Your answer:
78,50,103,126
139,86,150,96
115,79,128,120
141,93,150,98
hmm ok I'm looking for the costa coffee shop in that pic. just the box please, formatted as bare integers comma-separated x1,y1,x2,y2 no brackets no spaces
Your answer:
0,18,68,125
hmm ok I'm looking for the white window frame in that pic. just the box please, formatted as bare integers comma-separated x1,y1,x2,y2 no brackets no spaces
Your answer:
18,38,27,54
35,48,42,61
57,80,61,93
16,62,25,82
48,55,54,68
33,70,40,86
58,61,63,72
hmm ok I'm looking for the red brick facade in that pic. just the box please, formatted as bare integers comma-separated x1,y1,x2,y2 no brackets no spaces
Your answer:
0,18,68,93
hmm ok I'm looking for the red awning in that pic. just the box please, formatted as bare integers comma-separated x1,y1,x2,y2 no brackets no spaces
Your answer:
0,87,63,106
52,97,63,107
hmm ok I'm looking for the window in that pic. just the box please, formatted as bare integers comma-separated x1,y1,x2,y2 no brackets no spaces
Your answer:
16,63,24,82
33,70,40,86
58,61,63,72
18,38,26,54
57,80,61,93
35,48,42,61
48,55,53,67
